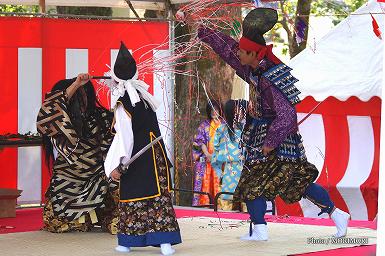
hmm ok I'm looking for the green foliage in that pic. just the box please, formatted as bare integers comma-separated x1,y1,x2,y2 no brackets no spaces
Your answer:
280,0,297,19
312,0,367,25
0,4,38,13
276,0,367,56
282,47,289,56
230,19,242,38
56,6,112,17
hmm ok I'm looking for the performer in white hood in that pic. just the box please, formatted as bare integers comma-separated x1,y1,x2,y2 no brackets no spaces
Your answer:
104,42,181,255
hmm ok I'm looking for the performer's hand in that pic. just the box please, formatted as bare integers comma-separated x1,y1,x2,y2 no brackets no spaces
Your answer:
175,10,186,21
262,145,274,156
206,154,212,162
175,8,194,25
110,169,122,182
66,73,90,99
73,73,91,88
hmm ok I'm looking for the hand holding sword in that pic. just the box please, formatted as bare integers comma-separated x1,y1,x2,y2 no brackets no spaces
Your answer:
109,135,163,182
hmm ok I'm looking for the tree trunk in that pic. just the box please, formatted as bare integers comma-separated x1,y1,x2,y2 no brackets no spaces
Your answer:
289,0,312,58
174,7,241,206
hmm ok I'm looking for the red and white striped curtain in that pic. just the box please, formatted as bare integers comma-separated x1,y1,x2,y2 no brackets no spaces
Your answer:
0,17,379,221
275,97,380,221
0,17,171,205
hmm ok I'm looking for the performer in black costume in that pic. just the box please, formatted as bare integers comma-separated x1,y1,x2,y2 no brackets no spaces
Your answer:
104,42,181,255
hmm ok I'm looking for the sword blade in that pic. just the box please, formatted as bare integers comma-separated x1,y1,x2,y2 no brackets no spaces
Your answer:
122,135,163,170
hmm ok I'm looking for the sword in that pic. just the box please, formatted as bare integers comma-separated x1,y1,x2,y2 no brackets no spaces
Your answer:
120,135,163,173
91,76,111,79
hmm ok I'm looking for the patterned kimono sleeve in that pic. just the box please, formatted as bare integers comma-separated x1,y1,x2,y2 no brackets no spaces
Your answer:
36,90,81,164
262,84,298,149
99,110,114,160
211,125,226,178
198,27,251,82
211,125,227,164
104,104,134,178
192,120,209,162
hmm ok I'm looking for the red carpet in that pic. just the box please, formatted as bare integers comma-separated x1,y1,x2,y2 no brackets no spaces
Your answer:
0,207,377,255
293,245,376,256
0,208,43,234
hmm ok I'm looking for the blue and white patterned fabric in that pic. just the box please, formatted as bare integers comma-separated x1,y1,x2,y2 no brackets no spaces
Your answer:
242,118,306,163
263,63,301,106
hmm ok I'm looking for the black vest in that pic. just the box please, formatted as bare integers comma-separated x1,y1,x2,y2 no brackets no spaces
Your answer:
117,92,171,201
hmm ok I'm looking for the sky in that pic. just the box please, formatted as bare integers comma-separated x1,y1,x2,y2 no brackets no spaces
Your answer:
275,15,335,63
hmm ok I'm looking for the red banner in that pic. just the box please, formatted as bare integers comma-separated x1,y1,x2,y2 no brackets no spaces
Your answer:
0,16,168,107
0,17,169,202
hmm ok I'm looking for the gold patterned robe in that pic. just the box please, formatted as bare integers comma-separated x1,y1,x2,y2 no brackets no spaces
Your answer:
37,90,118,233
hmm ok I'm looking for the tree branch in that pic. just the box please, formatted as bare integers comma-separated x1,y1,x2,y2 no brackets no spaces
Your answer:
279,0,293,43
164,0,177,17
291,0,312,57
125,0,142,20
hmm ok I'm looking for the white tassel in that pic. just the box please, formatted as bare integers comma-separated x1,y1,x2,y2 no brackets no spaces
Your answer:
99,67,160,111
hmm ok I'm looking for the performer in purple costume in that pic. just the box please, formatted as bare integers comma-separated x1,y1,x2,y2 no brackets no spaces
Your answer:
198,8,350,240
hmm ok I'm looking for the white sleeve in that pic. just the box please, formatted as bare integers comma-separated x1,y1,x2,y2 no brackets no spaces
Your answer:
104,104,134,178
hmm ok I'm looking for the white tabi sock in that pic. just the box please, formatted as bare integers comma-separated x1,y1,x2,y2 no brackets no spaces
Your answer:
115,245,130,253
240,224,268,241
331,208,350,238
160,243,175,255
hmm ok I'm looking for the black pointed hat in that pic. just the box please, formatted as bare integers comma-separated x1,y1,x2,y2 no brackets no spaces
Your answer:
113,41,137,80
242,8,278,46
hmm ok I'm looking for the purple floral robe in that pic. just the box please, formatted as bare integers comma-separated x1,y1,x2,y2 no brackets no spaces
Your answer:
191,119,210,206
